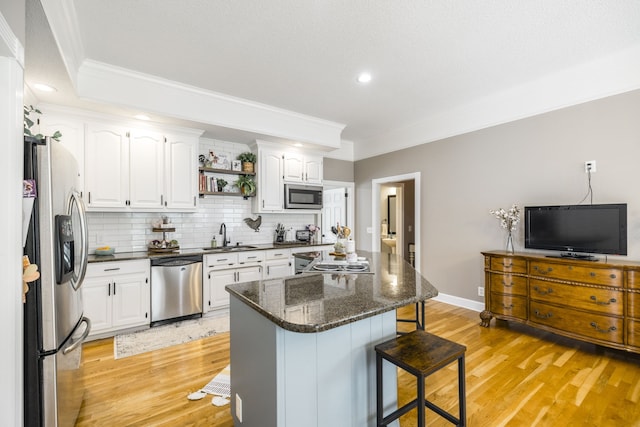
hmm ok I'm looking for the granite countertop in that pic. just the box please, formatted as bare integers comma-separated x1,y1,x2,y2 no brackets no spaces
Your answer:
87,242,332,263
226,251,439,333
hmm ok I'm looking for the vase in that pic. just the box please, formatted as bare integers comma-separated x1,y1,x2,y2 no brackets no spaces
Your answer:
505,231,514,253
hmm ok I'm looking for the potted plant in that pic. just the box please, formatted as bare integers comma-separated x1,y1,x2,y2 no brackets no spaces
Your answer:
237,152,257,173
235,175,256,198
216,178,228,192
24,105,62,141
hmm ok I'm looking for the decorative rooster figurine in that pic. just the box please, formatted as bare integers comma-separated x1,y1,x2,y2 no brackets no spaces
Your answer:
243,215,262,232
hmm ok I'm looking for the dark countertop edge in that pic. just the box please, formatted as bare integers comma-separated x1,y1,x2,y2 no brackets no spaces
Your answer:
88,243,333,263
227,285,439,334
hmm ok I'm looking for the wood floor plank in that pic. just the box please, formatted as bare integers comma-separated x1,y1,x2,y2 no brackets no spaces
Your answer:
77,301,640,426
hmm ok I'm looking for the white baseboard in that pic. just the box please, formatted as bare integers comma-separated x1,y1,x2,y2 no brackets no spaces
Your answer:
431,293,484,312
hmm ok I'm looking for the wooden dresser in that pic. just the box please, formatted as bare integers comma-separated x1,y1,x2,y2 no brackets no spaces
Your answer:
481,251,640,353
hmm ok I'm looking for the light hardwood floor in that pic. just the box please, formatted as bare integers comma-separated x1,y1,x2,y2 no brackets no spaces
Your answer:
77,301,640,426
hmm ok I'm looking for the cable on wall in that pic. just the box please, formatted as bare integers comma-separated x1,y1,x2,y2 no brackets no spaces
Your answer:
577,167,594,205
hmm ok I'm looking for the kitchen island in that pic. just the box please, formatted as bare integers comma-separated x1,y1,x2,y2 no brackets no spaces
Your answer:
226,251,438,427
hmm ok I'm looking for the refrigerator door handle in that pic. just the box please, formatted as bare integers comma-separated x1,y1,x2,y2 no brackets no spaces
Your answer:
62,317,91,355
68,190,89,291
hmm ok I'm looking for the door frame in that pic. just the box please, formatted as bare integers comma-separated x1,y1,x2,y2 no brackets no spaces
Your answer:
371,173,421,273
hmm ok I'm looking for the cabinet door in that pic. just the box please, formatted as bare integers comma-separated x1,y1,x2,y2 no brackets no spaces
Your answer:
283,153,304,182
207,269,236,310
164,135,198,210
111,272,150,329
82,276,113,336
39,115,85,195
128,130,164,209
304,156,323,184
265,260,292,279
85,123,129,209
257,149,283,211
238,265,263,283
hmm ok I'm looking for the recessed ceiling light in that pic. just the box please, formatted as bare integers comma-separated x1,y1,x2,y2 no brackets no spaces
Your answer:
134,114,151,121
356,72,372,84
293,143,303,147
33,83,56,92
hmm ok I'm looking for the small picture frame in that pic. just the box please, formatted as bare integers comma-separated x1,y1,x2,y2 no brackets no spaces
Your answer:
231,160,242,171
214,153,230,170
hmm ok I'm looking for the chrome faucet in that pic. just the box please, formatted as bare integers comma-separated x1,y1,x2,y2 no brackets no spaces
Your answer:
219,223,229,247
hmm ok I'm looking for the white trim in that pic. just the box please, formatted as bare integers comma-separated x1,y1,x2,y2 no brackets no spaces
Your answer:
432,293,484,313
371,172,421,272
0,12,24,66
76,60,345,150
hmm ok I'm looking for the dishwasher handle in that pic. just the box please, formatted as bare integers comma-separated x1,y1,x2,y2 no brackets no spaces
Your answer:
151,255,203,267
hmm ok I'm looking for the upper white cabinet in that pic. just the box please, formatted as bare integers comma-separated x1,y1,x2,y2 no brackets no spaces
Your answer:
254,147,284,212
39,114,85,195
84,121,199,211
283,152,323,184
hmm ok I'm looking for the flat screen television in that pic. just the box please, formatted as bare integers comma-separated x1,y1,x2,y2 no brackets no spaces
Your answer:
524,203,627,258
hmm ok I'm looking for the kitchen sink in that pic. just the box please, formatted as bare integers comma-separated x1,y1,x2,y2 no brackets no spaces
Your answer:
202,245,259,252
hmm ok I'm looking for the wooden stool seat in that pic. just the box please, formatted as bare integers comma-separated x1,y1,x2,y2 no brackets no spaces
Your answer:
375,330,467,426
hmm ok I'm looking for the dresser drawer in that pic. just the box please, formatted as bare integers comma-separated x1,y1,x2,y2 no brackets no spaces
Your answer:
529,279,623,316
628,270,640,290
490,294,527,320
490,273,527,296
529,301,623,344
627,319,640,348
490,257,527,274
529,261,623,287
627,292,640,319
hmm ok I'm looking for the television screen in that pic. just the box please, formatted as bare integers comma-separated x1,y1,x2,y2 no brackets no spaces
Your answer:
524,204,627,257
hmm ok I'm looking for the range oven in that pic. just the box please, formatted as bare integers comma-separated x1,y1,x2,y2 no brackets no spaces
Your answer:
284,183,323,210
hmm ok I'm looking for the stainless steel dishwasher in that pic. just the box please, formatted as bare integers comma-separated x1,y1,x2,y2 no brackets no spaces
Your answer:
151,255,203,325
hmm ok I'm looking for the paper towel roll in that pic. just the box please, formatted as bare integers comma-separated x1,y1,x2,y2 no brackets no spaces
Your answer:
346,240,356,253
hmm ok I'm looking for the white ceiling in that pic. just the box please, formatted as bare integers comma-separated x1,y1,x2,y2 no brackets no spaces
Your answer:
24,0,640,160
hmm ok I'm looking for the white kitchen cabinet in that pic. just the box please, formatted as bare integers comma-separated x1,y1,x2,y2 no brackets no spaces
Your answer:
283,152,323,184
84,122,130,209
83,259,150,338
38,114,85,195
254,147,283,212
264,249,293,279
204,252,264,311
85,120,200,211
164,134,198,210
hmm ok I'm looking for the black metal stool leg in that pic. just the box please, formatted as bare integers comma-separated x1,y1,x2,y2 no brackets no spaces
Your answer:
417,374,425,427
458,355,466,426
376,352,383,427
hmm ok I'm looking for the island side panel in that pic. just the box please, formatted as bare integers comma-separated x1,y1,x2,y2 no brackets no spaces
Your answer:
230,296,278,426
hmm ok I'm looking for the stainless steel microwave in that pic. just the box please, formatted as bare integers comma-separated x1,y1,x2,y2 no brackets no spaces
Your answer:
284,184,323,209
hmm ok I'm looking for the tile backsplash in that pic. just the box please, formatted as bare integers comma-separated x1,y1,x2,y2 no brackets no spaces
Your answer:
86,137,320,253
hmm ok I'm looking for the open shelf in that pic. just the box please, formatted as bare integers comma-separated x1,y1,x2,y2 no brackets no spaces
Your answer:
199,166,255,176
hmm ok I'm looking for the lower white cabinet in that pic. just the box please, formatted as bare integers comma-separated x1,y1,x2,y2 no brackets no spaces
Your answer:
204,252,264,312
83,259,150,338
264,249,293,279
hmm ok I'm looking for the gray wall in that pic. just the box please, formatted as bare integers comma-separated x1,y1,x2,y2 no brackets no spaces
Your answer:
355,89,640,303
323,157,354,182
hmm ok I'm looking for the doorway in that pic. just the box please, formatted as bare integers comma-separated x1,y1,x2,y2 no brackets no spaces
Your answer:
371,173,420,272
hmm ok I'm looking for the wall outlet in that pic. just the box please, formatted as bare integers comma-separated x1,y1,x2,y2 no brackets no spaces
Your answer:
235,393,243,422
585,160,596,173
478,286,484,297
366,227,373,234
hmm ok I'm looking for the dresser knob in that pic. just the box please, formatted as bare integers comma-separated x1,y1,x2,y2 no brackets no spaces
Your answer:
590,296,617,305
590,322,617,333
610,274,617,279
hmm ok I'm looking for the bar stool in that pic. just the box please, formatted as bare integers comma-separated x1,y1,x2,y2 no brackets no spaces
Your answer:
375,330,467,427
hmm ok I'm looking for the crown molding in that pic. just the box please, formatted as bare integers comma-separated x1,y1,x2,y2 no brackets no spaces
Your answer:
39,0,84,88
76,59,345,149
0,12,24,66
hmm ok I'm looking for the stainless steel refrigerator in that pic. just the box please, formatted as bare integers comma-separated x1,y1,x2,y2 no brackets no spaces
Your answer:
24,136,91,427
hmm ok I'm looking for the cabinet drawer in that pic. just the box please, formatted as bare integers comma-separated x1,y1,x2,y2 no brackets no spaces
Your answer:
489,273,527,296
490,257,527,274
529,261,622,287
628,270,640,290
529,279,623,316
490,294,527,320
626,319,640,348
87,259,149,277
238,251,265,264
266,249,291,261
529,301,623,344
627,292,640,319
204,253,238,267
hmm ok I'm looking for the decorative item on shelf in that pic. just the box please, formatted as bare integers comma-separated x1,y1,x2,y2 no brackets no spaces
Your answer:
243,215,262,232
231,160,241,171
198,154,206,167
235,175,256,198
216,178,228,193
237,152,257,173
490,204,520,253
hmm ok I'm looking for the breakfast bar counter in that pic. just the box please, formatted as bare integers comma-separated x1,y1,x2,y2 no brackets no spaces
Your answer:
226,251,438,427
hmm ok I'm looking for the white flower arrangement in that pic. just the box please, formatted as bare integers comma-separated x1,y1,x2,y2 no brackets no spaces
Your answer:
490,204,521,232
